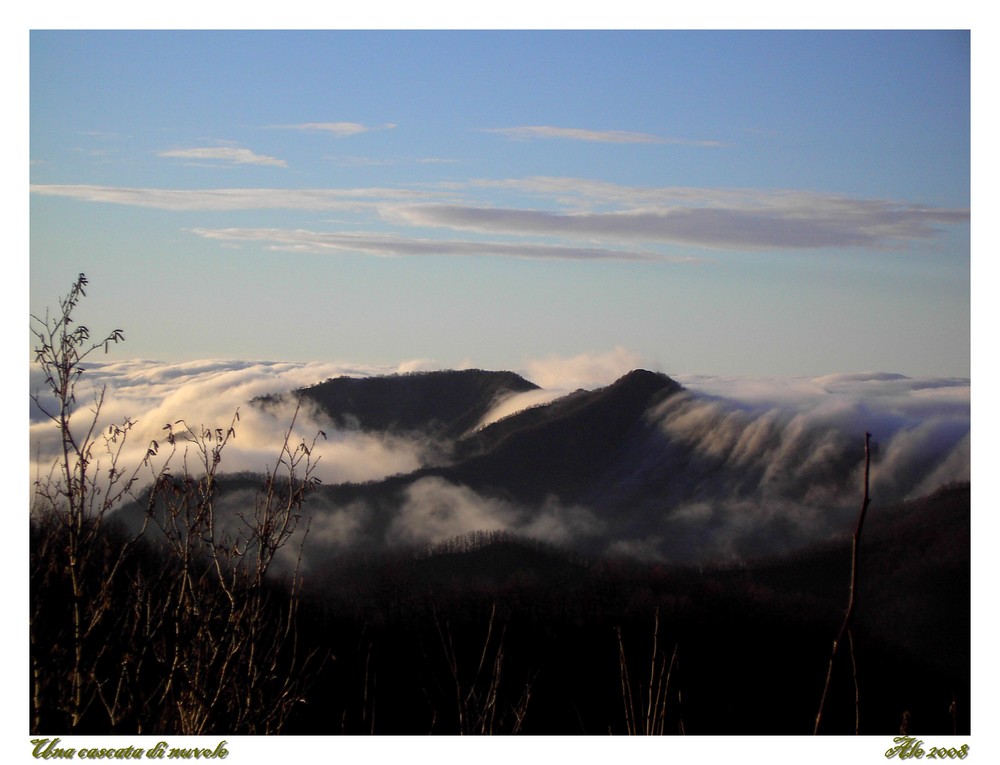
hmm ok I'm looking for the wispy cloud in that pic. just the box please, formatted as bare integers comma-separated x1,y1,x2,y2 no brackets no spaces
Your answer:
483,125,723,146
187,227,668,262
324,155,460,168
271,122,397,136
389,195,969,251
29,185,437,211
467,177,799,208
158,147,288,167
325,156,398,167
31,179,968,253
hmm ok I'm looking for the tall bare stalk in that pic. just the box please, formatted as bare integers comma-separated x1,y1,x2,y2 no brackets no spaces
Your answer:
814,432,872,734
433,601,532,734
617,607,678,735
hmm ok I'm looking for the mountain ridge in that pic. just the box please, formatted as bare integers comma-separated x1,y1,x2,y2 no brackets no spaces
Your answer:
217,365,966,565
446,369,683,502
254,367,540,440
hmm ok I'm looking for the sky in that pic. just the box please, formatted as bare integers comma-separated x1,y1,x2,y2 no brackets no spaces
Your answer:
29,29,971,379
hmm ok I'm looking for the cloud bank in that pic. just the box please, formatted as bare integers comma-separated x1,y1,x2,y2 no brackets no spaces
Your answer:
615,372,972,561
29,357,969,567
28,358,438,489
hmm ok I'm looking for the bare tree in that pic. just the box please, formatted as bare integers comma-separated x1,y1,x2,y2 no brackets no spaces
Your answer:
30,273,154,731
30,274,326,734
814,432,873,734
132,407,326,734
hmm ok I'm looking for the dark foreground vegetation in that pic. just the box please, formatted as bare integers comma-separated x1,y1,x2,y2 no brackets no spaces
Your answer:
29,276,969,736
31,480,970,735
295,482,969,736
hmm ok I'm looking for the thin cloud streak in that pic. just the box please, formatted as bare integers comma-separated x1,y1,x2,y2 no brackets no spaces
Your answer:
484,125,723,147
466,177,915,210
271,122,397,136
187,227,670,261
30,184,439,211
391,200,969,251
158,147,288,167
326,156,462,167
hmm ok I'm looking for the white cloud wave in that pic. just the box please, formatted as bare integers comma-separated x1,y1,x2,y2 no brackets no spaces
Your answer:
28,358,439,492
674,372,970,415
473,389,567,431
656,373,970,505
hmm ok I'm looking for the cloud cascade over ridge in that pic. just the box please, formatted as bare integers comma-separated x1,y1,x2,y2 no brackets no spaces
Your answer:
28,357,970,566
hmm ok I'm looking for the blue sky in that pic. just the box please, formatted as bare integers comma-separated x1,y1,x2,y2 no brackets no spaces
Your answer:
29,29,971,378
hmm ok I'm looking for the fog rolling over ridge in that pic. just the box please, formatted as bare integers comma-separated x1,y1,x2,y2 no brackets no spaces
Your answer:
291,369,968,565
30,357,969,567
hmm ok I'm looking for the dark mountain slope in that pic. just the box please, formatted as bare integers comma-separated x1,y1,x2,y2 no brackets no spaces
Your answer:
444,369,683,503
257,368,538,439
236,366,963,567
308,370,686,552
